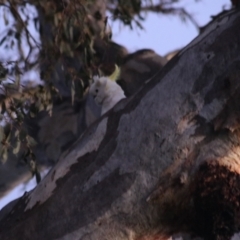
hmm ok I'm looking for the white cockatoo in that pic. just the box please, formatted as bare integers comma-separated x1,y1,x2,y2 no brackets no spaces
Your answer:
89,65,126,115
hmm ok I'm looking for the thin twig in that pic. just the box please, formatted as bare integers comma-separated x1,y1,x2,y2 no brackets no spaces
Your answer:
107,4,200,32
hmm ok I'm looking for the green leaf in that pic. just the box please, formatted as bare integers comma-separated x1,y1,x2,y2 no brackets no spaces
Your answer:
26,135,37,147
0,37,7,46
15,129,19,137
46,103,53,116
13,139,21,155
35,170,41,184
30,111,35,118
1,147,8,163
0,126,5,142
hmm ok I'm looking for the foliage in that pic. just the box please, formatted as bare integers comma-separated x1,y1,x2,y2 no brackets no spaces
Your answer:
107,0,201,30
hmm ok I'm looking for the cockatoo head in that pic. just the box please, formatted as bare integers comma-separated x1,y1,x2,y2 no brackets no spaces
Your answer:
89,76,108,106
89,65,125,115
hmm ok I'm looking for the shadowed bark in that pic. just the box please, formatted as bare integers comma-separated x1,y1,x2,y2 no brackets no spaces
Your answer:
0,8,240,240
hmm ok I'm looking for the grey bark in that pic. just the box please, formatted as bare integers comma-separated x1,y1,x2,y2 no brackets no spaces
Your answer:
1,8,240,240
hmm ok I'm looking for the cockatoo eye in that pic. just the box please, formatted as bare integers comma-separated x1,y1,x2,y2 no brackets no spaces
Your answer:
95,89,98,93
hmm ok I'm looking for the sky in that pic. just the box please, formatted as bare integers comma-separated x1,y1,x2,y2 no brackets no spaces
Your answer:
111,0,230,56
0,0,231,210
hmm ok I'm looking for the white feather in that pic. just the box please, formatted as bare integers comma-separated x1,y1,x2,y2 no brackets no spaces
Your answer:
89,76,125,115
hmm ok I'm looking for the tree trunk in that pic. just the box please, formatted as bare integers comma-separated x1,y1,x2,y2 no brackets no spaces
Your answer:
1,9,240,240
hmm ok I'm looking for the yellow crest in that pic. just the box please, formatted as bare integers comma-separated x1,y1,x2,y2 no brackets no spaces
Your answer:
108,64,121,82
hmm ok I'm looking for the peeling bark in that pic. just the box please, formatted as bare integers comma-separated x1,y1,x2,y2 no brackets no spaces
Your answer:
1,9,240,240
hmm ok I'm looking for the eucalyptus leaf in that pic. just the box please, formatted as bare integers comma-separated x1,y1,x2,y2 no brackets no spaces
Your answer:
0,126,4,141
1,147,8,163
26,135,37,147
13,139,21,155
35,169,41,184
